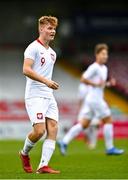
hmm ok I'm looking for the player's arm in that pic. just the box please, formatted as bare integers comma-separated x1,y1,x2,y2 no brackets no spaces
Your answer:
105,77,116,87
23,58,59,90
80,77,101,87
80,65,105,87
104,70,116,87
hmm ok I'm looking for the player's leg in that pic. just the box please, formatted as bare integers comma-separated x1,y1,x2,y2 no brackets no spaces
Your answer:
102,116,113,150
22,123,45,155
84,125,99,149
20,97,48,173
98,100,124,155
84,118,100,149
20,123,46,173
102,116,124,155
58,119,90,155
37,119,60,174
37,97,60,174
63,119,90,145
58,101,92,155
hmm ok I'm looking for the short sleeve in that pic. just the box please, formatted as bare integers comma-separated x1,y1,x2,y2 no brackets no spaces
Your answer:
83,64,97,79
24,44,36,61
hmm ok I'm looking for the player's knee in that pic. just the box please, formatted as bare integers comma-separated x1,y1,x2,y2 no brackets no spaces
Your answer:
34,127,45,139
102,116,112,124
36,130,45,138
82,124,89,129
54,124,58,133
47,121,58,138
80,120,90,129
50,122,58,133
33,123,46,139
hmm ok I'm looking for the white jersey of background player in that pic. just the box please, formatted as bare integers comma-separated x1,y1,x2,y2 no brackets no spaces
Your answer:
58,43,124,156
78,83,100,149
78,83,89,102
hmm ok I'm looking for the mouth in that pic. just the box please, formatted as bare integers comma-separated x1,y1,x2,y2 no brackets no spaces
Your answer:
50,34,55,38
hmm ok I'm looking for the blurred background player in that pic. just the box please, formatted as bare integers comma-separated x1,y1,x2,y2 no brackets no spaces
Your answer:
78,77,116,149
78,83,100,149
58,43,124,155
19,16,60,174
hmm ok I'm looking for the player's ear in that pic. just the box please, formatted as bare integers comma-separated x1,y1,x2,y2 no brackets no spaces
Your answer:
40,24,44,31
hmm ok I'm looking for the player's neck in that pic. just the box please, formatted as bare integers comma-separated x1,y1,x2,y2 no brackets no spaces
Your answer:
96,60,103,65
38,37,49,49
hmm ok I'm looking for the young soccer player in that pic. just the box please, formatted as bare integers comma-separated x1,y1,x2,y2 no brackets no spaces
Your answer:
58,44,124,155
19,16,60,174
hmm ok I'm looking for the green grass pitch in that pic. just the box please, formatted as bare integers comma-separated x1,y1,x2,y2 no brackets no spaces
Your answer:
0,139,128,179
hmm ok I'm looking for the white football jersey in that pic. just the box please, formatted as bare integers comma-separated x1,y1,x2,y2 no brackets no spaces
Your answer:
24,39,56,99
83,62,108,100
78,83,89,100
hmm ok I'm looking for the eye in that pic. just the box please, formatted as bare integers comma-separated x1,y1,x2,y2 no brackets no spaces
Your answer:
48,26,56,31
48,26,52,30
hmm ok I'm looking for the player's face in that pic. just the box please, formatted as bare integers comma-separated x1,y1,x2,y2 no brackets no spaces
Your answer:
96,49,108,64
40,23,56,41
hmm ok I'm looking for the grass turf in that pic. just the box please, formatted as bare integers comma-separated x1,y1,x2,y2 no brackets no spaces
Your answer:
0,139,127,179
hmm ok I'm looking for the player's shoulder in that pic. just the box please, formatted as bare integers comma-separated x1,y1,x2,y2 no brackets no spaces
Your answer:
91,62,107,70
88,62,98,69
26,40,38,49
24,40,38,54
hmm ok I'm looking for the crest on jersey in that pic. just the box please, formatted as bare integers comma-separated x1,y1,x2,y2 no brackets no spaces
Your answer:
37,113,43,119
51,53,55,62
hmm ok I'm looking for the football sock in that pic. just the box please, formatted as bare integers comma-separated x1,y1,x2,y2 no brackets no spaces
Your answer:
85,126,98,146
103,124,114,150
38,139,55,168
63,123,83,145
22,136,35,155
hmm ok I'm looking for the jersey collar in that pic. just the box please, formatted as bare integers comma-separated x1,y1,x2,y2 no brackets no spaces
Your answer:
37,38,49,50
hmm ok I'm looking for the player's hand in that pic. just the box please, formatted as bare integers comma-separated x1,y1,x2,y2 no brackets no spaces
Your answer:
45,80,59,90
109,78,116,86
95,80,105,88
106,78,116,87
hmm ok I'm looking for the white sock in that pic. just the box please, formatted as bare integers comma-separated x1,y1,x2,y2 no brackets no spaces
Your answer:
22,137,35,155
38,139,55,168
63,123,83,145
103,124,114,150
85,126,98,147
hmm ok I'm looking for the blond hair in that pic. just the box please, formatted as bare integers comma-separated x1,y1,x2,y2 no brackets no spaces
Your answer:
95,43,108,55
38,15,58,27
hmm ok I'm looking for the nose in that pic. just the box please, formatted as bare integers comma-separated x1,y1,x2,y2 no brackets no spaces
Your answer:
52,29,56,34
